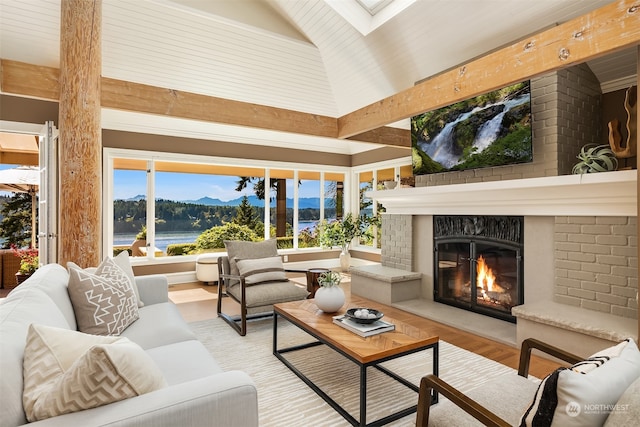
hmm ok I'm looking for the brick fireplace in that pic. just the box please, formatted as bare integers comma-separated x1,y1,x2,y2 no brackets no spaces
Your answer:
371,65,638,351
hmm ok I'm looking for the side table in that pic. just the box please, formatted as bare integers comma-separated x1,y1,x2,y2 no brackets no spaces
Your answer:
305,268,329,298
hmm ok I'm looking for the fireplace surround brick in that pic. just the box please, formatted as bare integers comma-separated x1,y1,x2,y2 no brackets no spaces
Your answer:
555,216,638,319
380,213,412,270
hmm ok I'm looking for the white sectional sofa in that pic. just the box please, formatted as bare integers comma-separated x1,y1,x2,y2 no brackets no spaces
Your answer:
0,263,258,427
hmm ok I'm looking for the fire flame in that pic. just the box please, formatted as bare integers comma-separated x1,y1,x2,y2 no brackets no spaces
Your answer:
476,255,497,292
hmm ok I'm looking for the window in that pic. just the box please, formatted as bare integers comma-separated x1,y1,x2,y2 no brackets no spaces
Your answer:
298,171,321,249
112,159,148,257
353,160,412,249
104,150,354,260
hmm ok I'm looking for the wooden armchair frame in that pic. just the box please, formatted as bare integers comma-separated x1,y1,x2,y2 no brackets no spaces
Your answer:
416,338,583,427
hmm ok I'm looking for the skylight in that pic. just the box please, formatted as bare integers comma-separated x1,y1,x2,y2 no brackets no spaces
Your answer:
324,0,416,36
355,0,395,16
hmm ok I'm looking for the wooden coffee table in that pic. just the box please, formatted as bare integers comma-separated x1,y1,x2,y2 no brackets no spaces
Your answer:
273,296,439,427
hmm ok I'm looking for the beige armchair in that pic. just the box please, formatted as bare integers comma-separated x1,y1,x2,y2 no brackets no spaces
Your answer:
417,337,640,426
216,240,308,336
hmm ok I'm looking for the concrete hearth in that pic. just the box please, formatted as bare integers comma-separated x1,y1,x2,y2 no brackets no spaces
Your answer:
350,264,421,305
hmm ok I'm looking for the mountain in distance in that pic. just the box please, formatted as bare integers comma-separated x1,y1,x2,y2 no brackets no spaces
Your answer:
125,194,331,209
186,195,332,209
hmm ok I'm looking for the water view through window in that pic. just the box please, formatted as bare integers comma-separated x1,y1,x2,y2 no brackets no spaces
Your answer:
112,160,344,257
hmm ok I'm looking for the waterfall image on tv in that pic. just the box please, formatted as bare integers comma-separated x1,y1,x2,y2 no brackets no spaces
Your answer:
411,81,533,175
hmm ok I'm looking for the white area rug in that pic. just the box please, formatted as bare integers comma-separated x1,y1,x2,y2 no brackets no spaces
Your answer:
189,317,518,427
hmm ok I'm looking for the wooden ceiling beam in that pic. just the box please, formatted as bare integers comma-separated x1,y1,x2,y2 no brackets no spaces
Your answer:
0,58,408,146
100,78,338,138
348,126,410,148
0,59,60,101
0,60,339,139
337,0,640,138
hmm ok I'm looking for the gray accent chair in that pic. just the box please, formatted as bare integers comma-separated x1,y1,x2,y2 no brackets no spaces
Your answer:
216,255,308,336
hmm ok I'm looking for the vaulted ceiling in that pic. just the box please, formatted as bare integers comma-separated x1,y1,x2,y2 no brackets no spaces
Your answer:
0,0,636,155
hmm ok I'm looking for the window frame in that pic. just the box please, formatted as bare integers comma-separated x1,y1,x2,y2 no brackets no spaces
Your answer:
351,158,411,250
103,148,365,264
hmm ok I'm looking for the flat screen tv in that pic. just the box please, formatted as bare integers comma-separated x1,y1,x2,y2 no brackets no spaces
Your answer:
411,80,533,175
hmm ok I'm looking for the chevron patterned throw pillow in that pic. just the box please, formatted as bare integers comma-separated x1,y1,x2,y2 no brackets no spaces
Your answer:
22,324,166,422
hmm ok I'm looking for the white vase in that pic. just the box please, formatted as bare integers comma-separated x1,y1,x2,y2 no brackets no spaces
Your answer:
314,285,345,313
339,247,351,272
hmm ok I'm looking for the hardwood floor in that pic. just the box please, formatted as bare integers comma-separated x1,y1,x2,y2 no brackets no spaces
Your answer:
169,277,563,379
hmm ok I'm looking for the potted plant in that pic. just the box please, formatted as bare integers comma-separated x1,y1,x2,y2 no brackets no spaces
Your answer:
11,245,39,285
318,213,379,271
317,270,342,287
314,270,344,313
572,144,618,174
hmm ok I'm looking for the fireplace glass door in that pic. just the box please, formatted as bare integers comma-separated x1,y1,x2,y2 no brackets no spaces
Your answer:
435,239,522,322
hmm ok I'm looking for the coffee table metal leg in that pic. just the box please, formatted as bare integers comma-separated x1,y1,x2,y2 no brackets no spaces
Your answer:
273,311,277,353
360,365,367,426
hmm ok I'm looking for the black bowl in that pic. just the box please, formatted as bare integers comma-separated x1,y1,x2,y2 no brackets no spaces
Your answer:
345,308,384,324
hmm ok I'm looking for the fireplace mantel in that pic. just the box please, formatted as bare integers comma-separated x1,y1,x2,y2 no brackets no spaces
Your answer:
369,170,637,217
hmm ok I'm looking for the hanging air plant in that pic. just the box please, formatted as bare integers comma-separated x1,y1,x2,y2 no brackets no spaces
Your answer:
572,144,618,174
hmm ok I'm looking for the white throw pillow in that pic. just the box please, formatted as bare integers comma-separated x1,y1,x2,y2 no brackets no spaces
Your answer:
520,338,640,426
236,256,288,285
67,257,139,335
22,324,167,422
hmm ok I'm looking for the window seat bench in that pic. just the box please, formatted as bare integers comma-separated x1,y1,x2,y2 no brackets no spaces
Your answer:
349,264,422,305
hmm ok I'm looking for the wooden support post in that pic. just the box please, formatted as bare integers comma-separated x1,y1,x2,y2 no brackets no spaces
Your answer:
58,0,102,267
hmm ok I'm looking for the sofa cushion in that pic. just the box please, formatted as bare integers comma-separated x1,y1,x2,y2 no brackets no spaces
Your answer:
145,340,223,385
6,264,76,329
120,302,197,349
520,338,640,427
22,324,167,422
603,376,640,426
226,279,309,311
224,239,278,276
0,289,71,427
68,257,139,335
236,256,288,285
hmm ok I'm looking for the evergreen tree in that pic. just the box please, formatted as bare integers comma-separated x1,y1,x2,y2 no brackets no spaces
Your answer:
0,193,33,248
233,195,258,230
